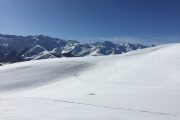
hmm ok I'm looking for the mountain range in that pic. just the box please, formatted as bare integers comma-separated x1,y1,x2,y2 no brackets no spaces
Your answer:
0,34,154,64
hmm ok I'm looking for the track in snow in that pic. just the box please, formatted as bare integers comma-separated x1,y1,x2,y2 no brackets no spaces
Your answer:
27,97,177,118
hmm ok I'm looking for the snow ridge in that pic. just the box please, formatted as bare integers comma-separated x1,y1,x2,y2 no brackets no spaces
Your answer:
0,43,179,120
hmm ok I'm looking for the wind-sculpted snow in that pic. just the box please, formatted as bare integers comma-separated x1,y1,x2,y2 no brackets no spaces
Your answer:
0,43,180,120
0,60,91,92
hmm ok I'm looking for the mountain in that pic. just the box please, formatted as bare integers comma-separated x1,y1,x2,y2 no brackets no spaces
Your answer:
22,45,56,60
0,43,179,120
0,34,153,63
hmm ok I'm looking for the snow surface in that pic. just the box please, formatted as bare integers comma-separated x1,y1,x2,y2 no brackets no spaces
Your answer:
0,43,180,120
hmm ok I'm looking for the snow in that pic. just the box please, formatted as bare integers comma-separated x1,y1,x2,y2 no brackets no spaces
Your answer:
0,43,180,120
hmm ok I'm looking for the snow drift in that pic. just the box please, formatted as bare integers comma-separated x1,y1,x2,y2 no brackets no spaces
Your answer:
0,43,180,120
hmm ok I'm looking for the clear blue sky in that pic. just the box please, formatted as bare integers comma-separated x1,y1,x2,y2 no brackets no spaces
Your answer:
0,0,179,44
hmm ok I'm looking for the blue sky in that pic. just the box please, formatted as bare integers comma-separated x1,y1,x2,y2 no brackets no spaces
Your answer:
0,0,179,44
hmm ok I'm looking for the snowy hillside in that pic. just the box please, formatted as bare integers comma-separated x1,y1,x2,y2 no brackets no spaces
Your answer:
0,43,180,120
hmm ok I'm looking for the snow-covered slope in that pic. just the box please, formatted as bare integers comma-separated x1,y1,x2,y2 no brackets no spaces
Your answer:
0,43,180,120
22,45,56,60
